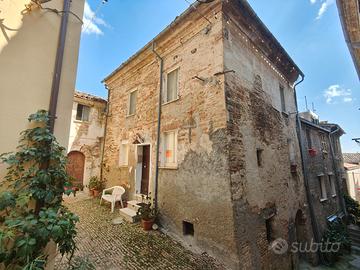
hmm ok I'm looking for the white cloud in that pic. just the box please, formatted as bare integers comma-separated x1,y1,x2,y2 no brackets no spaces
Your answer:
316,0,335,20
310,0,317,4
82,1,108,35
323,85,353,104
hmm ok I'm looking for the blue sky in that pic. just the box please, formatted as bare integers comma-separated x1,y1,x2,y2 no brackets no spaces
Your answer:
76,0,359,152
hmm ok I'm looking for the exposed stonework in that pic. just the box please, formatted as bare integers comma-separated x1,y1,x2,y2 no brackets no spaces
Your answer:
103,1,314,269
67,91,107,188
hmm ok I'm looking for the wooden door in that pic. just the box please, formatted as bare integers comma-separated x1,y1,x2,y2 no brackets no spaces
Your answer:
141,145,150,195
66,151,85,187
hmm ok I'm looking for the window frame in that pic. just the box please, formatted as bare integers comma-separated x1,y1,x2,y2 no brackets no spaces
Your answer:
279,84,286,113
318,175,328,201
75,103,90,122
119,141,129,167
161,130,178,168
127,89,138,116
163,67,180,104
328,174,337,197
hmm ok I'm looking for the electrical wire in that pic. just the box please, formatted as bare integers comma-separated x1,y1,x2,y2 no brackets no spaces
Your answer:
82,0,107,34
183,0,212,24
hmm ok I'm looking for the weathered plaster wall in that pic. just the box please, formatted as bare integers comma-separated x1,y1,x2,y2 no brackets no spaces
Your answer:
222,2,312,269
104,2,239,268
346,167,360,201
0,0,84,181
68,96,106,188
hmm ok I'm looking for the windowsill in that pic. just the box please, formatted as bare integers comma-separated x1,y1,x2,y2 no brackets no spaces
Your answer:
119,165,128,168
162,97,180,106
332,194,337,198
126,114,135,118
320,198,328,202
159,165,178,170
74,120,90,124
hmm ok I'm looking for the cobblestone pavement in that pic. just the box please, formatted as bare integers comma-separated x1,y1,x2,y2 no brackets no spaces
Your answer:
55,193,226,270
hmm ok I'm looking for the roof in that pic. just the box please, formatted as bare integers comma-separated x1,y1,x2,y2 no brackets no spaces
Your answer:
343,153,360,164
336,0,360,79
300,118,345,136
103,0,303,84
344,162,360,170
74,91,107,103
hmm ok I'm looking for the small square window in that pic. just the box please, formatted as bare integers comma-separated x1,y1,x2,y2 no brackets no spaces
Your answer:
318,176,327,200
119,143,129,166
128,90,137,116
183,221,194,236
76,104,90,122
162,131,177,167
165,68,179,103
306,129,312,149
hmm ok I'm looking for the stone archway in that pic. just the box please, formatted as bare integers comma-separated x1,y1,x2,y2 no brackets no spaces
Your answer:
66,151,85,187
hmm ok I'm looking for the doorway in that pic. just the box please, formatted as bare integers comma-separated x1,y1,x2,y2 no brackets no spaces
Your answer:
135,145,151,195
66,151,85,187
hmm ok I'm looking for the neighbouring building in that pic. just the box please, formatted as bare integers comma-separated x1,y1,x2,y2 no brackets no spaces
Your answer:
299,112,347,250
0,0,85,180
336,0,360,79
102,1,315,269
343,153,360,201
67,91,107,189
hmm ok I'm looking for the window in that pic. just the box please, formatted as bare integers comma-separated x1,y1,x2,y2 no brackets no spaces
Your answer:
76,104,90,121
162,131,177,167
164,68,179,103
265,217,274,243
306,129,312,149
128,90,137,116
256,149,263,167
320,133,328,153
183,221,194,236
328,174,336,196
279,85,286,112
318,175,327,201
119,142,129,166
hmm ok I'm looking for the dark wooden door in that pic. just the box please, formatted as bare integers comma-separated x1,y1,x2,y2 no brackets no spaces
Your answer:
141,145,150,194
66,151,85,187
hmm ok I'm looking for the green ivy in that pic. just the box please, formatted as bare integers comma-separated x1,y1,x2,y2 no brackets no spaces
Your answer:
0,110,79,269
344,194,360,225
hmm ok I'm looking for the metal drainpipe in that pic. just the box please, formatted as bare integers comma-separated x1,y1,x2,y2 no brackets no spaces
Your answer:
293,74,325,264
100,85,110,182
48,0,71,133
152,43,164,210
328,128,347,216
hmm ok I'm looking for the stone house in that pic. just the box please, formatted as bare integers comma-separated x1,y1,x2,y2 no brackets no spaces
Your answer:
102,1,314,269
66,91,107,189
343,153,360,201
299,112,346,245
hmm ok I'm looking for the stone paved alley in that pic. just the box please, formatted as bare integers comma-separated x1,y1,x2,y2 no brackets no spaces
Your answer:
54,193,226,270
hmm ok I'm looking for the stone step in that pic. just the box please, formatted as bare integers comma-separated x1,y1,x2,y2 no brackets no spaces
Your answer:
352,240,360,248
119,207,139,223
127,200,142,212
349,257,360,270
350,230,360,238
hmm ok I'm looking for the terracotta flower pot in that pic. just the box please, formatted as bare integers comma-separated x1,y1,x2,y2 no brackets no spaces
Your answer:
308,148,317,157
89,189,94,197
141,218,155,231
93,189,100,197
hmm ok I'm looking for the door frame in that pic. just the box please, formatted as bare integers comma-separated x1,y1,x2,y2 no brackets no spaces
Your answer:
66,150,85,186
135,143,152,196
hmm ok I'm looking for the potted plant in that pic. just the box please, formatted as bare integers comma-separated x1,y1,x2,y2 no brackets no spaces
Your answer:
88,176,104,197
308,148,317,157
136,195,158,231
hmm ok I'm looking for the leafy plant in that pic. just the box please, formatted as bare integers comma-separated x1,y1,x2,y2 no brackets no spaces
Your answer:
88,176,104,191
344,194,360,225
0,110,79,269
136,195,157,221
69,256,95,270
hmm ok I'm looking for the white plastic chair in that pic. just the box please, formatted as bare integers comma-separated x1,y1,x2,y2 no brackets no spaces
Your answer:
100,186,125,213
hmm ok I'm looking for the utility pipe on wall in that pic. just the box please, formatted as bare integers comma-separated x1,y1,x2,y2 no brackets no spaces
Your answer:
152,43,164,210
48,0,71,133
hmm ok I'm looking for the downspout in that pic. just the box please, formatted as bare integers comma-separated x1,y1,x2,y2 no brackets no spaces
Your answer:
328,127,347,216
100,85,110,182
293,74,324,264
152,43,164,210
48,0,71,133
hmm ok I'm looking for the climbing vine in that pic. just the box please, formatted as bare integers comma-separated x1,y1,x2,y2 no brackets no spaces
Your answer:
0,110,78,269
